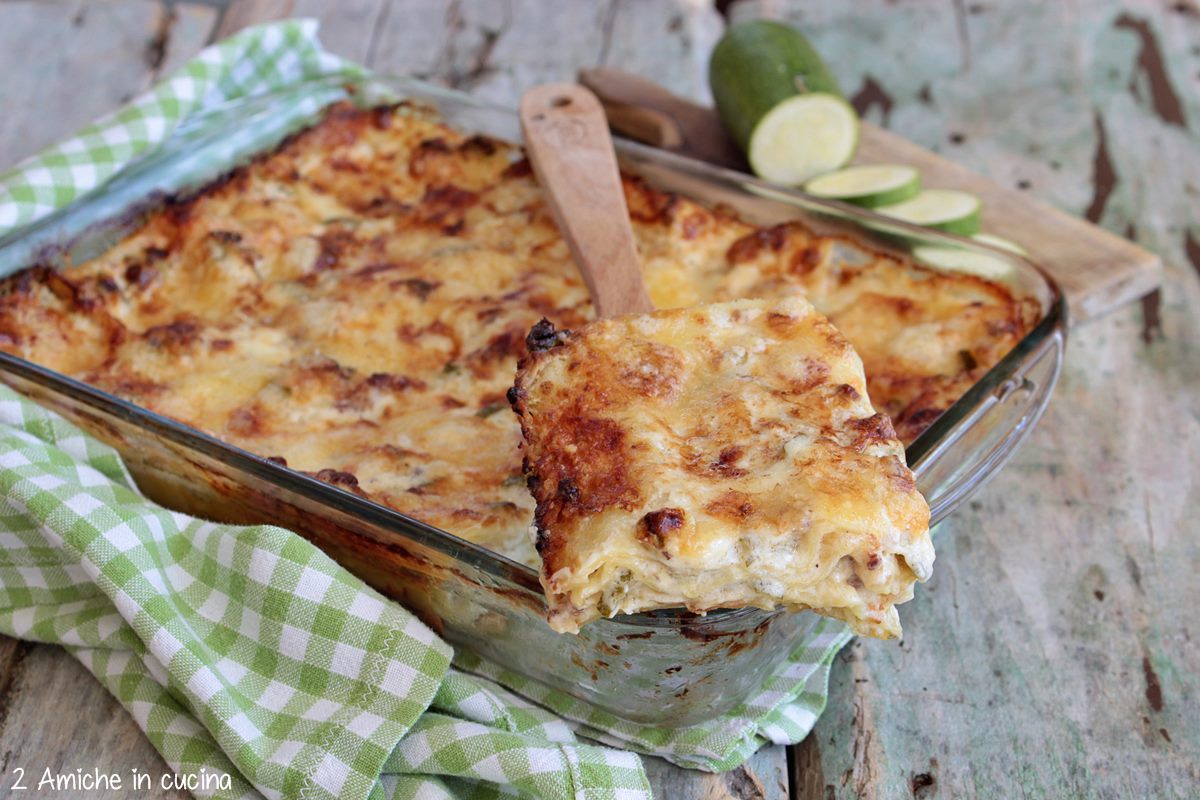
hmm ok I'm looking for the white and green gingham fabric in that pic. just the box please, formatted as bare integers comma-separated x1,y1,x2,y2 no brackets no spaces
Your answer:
0,386,651,800
0,21,853,799
0,20,362,233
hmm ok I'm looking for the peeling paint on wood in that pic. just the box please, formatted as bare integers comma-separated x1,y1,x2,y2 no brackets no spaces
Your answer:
1114,13,1189,128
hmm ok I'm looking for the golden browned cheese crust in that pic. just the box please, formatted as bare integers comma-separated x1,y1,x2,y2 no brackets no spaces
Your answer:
511,298,934,636
0,102,1033,568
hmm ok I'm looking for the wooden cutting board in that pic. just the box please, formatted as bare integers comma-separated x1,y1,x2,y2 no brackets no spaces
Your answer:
579,68,1162,327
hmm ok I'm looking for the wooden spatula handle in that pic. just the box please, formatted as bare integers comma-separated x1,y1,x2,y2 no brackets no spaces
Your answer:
520,83,654,318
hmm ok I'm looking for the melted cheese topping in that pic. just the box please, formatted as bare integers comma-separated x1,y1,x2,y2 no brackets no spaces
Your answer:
511,298,934,636
0,102,1032,570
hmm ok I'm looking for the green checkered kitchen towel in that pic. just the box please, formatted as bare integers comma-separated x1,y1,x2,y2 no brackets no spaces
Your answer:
0,20,853,800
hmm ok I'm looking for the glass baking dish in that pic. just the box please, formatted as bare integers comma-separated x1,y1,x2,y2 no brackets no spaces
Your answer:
0,76,1065,725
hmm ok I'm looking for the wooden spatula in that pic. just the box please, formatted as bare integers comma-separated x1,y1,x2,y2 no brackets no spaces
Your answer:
519,83,654,318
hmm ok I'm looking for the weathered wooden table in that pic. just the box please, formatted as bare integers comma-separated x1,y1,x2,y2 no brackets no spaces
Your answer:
0,1,1196,798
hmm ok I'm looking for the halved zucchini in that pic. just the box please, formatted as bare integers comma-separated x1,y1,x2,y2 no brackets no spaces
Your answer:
709,20,859,185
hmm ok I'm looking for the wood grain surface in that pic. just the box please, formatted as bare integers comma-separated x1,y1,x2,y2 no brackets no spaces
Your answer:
0,1,1196,799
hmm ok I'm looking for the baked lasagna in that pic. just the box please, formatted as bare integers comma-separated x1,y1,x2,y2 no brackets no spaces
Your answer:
510,299,934,635
0,101,1037,573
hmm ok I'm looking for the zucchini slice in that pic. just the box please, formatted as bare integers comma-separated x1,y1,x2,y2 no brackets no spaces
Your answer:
876,189,982,236
804,164,921,207
973,232,1028,256
912,245,1015,281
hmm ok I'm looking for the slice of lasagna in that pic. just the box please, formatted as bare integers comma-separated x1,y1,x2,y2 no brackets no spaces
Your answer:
509,296,934,636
